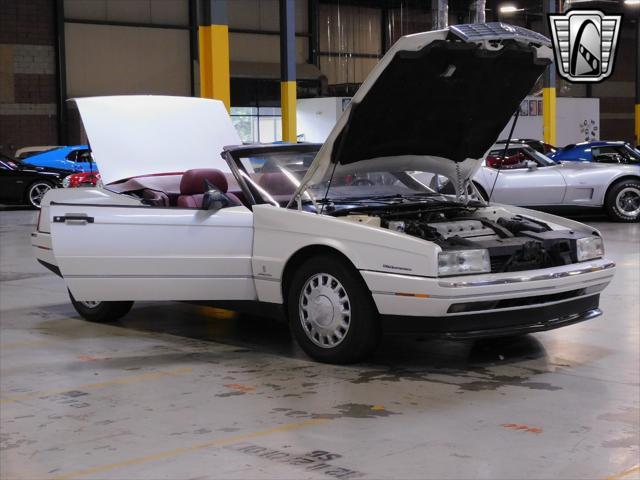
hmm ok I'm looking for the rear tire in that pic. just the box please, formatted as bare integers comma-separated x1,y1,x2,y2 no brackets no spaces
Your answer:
68,290,134,323
605,180,640,222
287,255,380,364
26,181,53,208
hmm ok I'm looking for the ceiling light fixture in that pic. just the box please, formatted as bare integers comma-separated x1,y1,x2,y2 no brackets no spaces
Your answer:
500,5,525,13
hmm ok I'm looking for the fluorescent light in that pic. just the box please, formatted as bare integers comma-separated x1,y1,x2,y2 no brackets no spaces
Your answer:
500,5,524,13
624,0,640,5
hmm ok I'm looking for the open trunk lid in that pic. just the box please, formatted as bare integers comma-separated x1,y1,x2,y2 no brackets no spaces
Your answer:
73,96,241,185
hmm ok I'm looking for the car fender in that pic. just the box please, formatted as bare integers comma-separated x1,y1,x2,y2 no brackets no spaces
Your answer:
251,204,440,304
600,170,640,204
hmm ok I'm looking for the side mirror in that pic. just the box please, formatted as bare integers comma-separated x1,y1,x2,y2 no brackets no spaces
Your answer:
525,160,538,171
202,189,229,211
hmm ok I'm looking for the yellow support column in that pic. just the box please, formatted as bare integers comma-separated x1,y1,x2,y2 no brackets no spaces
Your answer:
280,0,297,143
542,0,556,147
543,87,557,147
198,1,230,111
281,81,297,143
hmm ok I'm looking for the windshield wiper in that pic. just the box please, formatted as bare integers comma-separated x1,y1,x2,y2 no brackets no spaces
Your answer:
321,192,443,204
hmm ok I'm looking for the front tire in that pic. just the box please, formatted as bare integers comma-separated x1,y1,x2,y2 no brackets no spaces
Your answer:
26,181,53,208
605,180,640,222
69,290,134,323
287,255,380,364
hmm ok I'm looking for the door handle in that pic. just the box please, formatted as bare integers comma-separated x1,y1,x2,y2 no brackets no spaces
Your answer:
53,214,94,224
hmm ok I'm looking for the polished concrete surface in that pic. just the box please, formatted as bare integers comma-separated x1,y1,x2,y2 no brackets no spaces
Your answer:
1,209,638,480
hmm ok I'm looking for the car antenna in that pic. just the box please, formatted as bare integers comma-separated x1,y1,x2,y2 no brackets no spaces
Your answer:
488,107,520,202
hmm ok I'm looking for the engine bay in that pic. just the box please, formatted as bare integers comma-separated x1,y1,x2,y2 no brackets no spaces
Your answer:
338,207,593,273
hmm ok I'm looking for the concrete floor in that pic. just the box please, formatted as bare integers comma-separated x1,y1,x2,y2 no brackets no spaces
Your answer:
0,209,638,480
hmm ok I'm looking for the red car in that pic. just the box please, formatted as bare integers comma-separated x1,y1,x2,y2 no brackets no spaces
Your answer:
62,171,101,188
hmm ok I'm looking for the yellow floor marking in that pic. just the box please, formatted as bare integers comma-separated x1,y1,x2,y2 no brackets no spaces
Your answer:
371,405,385,411
51,418,330,480
0,366,192,405
1,339,55,350
224,383,256,393
604,465,640,480
198,306,237,319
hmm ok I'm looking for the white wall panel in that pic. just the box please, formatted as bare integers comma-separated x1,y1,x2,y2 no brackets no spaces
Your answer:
64,0,189,26
230,33,307,64
228,0,308,33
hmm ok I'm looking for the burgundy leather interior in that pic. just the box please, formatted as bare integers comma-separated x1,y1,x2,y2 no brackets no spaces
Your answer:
177,169,240,209
180,169,228,195
258,173,296,196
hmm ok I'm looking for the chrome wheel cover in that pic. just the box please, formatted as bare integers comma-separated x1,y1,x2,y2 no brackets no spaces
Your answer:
80,301,101,309
299,273,351,349
29,183,51,207
615,187,640,218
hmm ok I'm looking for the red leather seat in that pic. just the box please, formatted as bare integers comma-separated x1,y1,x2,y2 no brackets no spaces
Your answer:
177,169,241,209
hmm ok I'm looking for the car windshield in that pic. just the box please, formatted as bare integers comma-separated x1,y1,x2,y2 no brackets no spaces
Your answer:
309,170,441,204
233,148,318,205
487,145,557,167
232,146,456,206
591,144,640,164
620,144,640,163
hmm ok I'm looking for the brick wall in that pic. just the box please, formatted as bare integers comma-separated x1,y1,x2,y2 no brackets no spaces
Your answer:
0,0,58,157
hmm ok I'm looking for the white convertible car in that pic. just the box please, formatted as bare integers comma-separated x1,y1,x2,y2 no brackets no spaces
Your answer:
33,24,616,364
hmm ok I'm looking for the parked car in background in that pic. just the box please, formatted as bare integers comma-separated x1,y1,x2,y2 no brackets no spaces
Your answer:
470,145,640,222
0,153,64,207
14,145,63,160
62,171,101,188
23,145,94,172
495,138,556,155
550,141,640,164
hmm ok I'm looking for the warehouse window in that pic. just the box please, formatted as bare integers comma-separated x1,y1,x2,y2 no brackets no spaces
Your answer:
231,107,282,144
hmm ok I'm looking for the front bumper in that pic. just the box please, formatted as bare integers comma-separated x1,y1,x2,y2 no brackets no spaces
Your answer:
361,258,615,337
381,296,601,338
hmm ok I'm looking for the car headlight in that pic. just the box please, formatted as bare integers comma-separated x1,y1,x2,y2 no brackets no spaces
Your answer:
438,249,491,276
62,175,72,188
576,236,604,262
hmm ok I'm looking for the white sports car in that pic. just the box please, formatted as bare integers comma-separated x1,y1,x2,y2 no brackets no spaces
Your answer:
33,24,615,364
420,144,640,222
474,144,640,222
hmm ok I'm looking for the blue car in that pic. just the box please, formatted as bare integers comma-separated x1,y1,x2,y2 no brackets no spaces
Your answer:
21,145,94,173
549,141,640,165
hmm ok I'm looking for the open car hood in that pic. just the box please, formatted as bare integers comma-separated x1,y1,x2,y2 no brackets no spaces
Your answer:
73,96,241,185
296,23,553,197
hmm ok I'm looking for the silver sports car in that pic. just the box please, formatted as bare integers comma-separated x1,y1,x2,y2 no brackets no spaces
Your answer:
469,145,640,222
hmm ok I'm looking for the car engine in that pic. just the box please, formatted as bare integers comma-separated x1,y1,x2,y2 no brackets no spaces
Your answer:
340,208,591,273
